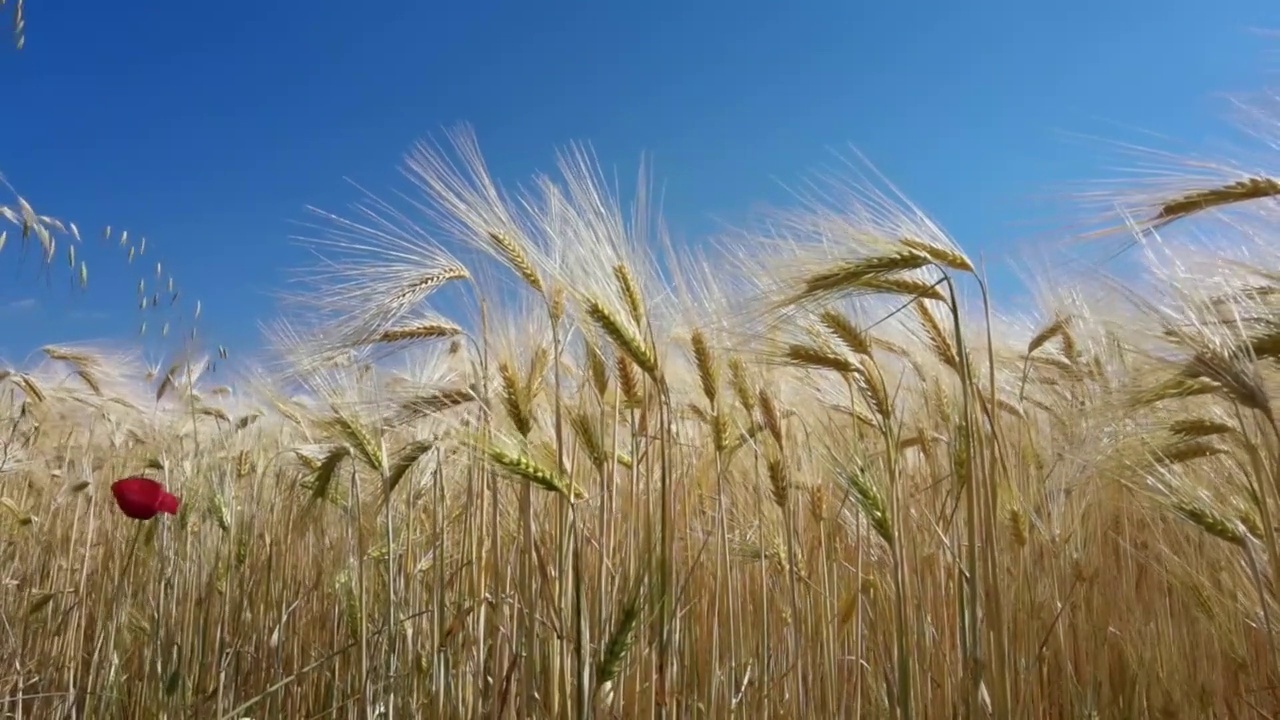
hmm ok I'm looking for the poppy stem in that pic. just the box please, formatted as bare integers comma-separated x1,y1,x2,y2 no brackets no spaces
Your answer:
92,521,144,707
108,524,145,617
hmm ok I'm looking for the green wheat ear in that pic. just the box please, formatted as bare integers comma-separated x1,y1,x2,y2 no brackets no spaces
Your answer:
485,445,583,500
596,583,646,693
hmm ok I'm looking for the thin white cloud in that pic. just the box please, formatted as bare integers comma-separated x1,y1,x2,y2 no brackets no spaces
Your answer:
1,298,37,312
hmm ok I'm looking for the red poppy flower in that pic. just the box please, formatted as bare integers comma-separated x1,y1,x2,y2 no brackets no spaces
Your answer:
110,476,181,520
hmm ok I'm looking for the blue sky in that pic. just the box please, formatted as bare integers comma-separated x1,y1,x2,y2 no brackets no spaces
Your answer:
1,0,1276,365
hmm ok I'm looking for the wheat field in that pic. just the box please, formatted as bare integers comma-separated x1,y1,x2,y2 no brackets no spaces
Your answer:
5,97,1280,719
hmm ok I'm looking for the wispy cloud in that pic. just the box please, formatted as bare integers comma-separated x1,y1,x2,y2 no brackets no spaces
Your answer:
0,298,37,314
